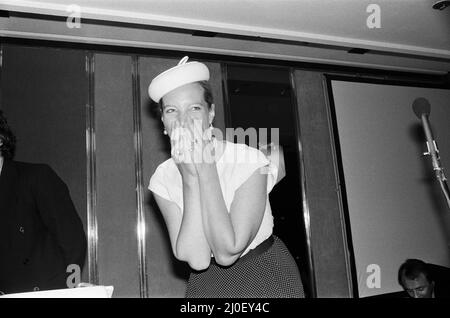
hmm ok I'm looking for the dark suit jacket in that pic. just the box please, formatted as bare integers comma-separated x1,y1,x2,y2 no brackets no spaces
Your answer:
0,159,87,294
428,263,450,298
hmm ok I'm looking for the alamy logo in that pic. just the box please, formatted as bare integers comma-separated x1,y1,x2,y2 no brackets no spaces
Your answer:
170,119,280,168
66,5,82,29
366,264,381,289
366,4,381,29
66,264,81,288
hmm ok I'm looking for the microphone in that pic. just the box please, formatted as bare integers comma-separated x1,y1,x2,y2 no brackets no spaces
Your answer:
412,97,430,119
412,98,442,171
412,97,450,210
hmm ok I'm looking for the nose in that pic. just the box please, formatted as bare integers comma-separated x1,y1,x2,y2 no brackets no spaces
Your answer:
176,111,189,125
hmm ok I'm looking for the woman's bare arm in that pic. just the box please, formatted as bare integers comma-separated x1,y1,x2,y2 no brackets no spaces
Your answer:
197,164,267,266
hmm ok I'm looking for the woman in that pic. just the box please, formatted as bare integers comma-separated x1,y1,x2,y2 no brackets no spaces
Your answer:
148,57,304,298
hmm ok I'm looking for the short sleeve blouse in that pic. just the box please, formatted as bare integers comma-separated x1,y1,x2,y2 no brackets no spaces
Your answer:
149,140,278,256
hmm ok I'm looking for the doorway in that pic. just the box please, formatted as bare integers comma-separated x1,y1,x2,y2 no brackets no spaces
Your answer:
224,63,311,297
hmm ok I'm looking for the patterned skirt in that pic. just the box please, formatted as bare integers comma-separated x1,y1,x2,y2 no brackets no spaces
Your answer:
185,235,305,298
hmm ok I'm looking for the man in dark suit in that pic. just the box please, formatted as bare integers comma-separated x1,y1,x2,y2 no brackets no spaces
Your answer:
398,258,450,298
0,110,87,295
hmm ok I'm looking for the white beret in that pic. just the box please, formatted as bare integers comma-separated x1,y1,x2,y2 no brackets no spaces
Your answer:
148,56,210,103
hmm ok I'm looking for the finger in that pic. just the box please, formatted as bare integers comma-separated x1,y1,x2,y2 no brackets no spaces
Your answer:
177,121,183,142
193,118,203,143
170,120,177,142
185,118,193,138
177,121,185,161
182,126,191,163
189,117,197,141
185,123,193,152
176,120,181,145
171,121,181,160
170,122,176,157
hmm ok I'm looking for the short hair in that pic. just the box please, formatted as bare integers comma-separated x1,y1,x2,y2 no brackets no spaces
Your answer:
0,110,16,160
398,259,433,285
156,80,214,116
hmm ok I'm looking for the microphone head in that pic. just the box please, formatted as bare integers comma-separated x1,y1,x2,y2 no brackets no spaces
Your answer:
412,97,431,119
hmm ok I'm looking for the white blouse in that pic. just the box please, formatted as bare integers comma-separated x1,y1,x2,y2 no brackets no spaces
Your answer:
148,140,278,257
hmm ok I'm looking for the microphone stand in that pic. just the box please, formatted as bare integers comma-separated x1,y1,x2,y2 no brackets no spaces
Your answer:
420,114,450,211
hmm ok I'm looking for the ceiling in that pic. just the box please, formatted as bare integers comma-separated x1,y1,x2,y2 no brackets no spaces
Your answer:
1,0,449,74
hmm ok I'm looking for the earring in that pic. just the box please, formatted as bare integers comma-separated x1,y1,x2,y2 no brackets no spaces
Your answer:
163,129,168,135
206,123,214,141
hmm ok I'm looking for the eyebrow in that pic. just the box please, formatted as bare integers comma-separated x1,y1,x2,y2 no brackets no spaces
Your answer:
163,103,205,109
406,285,427,291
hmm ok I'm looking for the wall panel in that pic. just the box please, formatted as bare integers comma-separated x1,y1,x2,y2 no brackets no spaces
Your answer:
292,70,353,297
94,53,140,297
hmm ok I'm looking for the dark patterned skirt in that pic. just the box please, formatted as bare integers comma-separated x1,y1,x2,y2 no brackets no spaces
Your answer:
185,235,305,298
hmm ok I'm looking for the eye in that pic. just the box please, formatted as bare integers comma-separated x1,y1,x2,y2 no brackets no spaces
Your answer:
190,104,203,111
164,107,176,114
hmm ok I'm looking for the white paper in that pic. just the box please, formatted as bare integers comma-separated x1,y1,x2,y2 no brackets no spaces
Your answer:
0,286,114,298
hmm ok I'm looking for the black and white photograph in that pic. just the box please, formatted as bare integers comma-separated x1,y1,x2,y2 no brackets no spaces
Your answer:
0,0,449,311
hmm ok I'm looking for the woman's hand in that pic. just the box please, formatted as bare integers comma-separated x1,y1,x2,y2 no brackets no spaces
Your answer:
189,118,216,174
170,120,198,178
171,118,217,177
